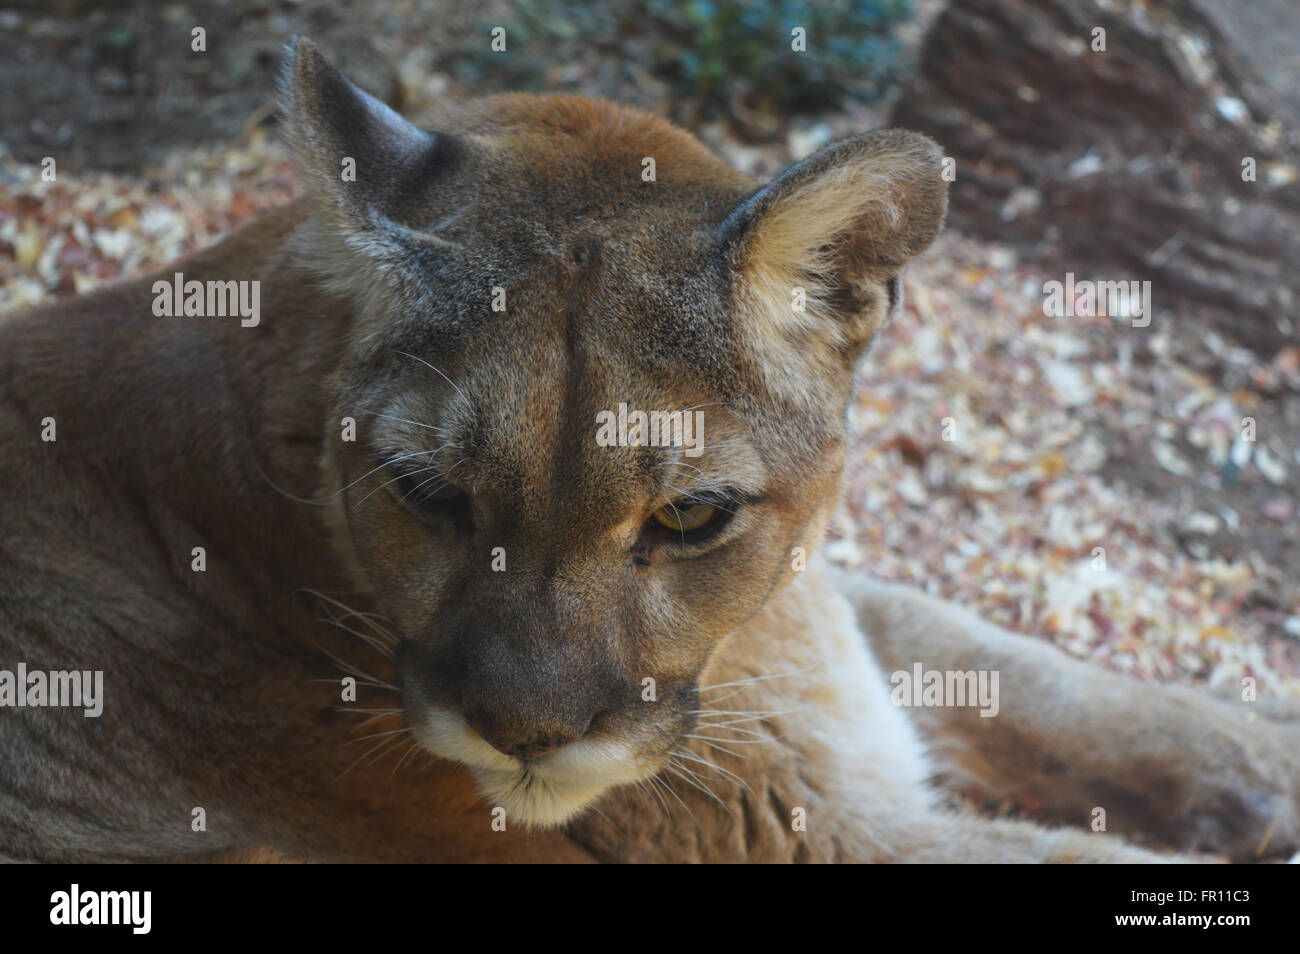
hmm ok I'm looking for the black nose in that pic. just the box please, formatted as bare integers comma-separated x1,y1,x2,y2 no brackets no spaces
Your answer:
465,717,579,760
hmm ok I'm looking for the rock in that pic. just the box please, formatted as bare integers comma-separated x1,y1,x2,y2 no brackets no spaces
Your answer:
891,0,1300,355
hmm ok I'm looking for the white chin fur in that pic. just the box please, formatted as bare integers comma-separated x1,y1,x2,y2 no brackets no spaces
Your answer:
413,708,652,828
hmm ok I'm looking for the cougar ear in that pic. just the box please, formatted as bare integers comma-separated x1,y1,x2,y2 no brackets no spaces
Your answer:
720,129,948,357
280,37,454,244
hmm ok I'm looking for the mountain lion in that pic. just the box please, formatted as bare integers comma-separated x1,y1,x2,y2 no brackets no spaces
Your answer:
1,39,1296,863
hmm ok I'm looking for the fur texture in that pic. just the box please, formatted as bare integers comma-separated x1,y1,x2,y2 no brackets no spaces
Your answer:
1,39,1296,862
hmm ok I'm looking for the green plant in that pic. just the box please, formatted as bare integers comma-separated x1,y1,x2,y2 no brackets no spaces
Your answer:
645,0,914,113
446,0,915,118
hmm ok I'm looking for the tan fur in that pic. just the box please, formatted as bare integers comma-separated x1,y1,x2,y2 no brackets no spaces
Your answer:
573,563,1183,862
2,39,1296,863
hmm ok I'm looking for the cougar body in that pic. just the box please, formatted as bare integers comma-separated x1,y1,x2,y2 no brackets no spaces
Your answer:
2,40,1295,863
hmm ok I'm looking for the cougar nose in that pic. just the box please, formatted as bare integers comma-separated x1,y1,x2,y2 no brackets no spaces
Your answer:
465,717,579,761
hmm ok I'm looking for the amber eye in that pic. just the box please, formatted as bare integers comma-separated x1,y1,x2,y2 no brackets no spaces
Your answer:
649,501,723,534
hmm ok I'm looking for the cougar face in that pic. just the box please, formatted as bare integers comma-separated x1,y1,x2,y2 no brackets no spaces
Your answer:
287,40,947,825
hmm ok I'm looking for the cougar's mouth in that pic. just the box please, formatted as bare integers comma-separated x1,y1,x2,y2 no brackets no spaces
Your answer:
412,706,652,827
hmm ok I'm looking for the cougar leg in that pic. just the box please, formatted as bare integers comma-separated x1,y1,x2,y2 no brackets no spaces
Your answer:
832,570,1300,860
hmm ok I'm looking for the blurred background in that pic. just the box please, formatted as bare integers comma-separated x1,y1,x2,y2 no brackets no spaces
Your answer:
1,1,1297,722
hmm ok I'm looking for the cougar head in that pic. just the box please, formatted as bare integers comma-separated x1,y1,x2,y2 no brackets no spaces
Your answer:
283,39,947,825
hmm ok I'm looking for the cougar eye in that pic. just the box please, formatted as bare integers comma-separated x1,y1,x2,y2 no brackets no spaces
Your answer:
650,502,719,532
647,500,729,538
389,466,470,521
